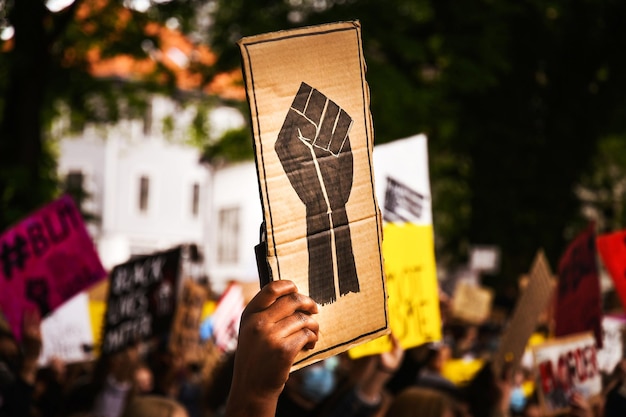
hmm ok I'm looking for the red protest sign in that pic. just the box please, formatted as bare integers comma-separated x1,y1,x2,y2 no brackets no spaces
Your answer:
597,230,626,309
0,195,106,341
554,223,602,347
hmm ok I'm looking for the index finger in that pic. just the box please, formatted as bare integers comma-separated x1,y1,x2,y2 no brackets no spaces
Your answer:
245,280,300,313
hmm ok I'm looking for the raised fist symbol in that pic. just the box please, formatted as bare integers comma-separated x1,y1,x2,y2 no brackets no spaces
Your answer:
275,82,360,305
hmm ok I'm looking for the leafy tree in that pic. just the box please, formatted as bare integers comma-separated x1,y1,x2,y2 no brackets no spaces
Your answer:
207,0,626,287
0,0,220,231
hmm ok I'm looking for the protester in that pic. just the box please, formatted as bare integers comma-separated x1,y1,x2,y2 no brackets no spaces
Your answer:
63,344,139,417
121,395,188,417
0,309,42,417
383,386,458,417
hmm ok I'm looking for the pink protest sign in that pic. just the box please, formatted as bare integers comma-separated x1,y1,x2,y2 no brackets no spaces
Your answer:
0,195,106,341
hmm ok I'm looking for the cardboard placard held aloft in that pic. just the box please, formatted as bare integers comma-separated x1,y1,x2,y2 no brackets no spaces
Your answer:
450,281,493,325
493,250,556,377
238,21,388,369
169,279,209,364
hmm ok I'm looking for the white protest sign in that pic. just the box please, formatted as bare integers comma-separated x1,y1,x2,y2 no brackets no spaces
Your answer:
38,292,94,365
533,332,601,416
597,316,626,374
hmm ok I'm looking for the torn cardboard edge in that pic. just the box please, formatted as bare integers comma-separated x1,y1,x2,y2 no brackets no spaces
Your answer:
492,250,555,377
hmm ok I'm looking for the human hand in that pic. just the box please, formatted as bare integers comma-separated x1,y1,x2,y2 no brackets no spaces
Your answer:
569,392,592,417
378,333,404,375
275,82,359,305
225,280,319,417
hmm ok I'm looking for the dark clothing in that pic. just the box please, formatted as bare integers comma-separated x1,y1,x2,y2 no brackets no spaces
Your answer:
605,382,626,417
415,369,461,401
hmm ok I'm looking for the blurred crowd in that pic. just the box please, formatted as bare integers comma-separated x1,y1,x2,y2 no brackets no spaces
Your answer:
0,279,624,417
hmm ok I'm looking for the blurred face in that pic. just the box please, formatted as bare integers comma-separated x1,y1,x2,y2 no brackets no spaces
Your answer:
135,366,153,394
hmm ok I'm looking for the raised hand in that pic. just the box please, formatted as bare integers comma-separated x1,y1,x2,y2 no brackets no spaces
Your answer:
275,82,360,305
224,280,319,417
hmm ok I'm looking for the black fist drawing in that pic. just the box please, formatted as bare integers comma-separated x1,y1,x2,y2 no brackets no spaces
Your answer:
275,82,360,305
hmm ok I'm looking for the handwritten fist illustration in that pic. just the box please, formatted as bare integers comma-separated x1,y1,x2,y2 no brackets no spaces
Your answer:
275,82,360,305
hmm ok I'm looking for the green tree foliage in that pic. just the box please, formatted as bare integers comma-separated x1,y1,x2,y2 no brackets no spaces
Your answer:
208,0,626,285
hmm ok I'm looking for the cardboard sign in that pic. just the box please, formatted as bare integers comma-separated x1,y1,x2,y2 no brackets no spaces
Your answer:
169,279,209,364
238,21,388,368
533,332,601,416
450,281,493,324
493,251,556,376
101,247,182,355
0,195,106,341
38,292,94,365
597,229,626,309
554,224,602,347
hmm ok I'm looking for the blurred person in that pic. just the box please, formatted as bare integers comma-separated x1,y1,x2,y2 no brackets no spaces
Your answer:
415,341,460,400
310,334,404,417
383,386,458,417
568,392,593,417
32,357,67,417
121,395,188,417
133,364,154,395
508,370,527,415
603,359,626,417
463,362,512,417
63,344,140,417
0,308,43,417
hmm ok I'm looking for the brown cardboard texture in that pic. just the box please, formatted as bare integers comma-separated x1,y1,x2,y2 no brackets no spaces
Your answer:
169,279,208,364
450,281,493,325
493,250,556,377
238,21,389,370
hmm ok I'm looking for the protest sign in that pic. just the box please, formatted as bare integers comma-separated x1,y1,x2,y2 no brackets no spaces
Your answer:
533,332,601,416
597,315,626,374
38,292,94,365
350,135,441,358
554,223,602,347
169,279,209,364
442,358,485,386
238,21,388,369
493,250,556,377
101,247,182,355
597,229,626,309
209,282,245,353
0,195,106,341
450,281,493,325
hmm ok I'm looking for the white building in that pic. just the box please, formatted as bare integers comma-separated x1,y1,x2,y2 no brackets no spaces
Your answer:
57,95,245,283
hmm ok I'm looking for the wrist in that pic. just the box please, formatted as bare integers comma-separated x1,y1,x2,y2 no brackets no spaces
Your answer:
224,390,280,417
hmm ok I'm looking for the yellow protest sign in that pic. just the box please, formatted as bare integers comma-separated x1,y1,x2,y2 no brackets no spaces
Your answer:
349,223,441,358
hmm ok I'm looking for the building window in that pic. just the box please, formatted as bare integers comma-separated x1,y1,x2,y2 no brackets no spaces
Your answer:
191,183,200,217
218,207,239,264
65,170,84,196
143,99,153,136
139,176,150,212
